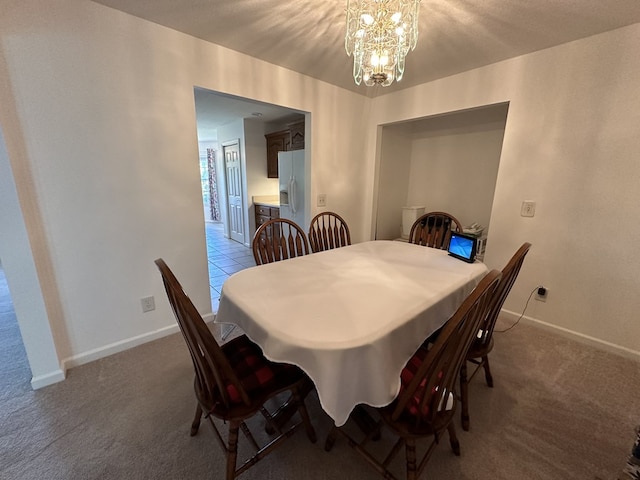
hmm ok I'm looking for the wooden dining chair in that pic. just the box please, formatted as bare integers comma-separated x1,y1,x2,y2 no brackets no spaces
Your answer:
325,269,502,480
252,218,310,265
154,258,316,480
408,211,463,249
459,242,531,431
308,211,352,253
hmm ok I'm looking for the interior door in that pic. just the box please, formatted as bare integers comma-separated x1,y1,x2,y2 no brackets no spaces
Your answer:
223,142,244,244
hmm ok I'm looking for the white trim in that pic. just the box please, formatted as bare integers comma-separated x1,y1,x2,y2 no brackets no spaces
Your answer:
501,309,640,361
62,324,180,369
31,368,66,390
26,314,217,389
61,312,214,370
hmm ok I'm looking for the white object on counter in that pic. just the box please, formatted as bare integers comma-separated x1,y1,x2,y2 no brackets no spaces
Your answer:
252,195,280,208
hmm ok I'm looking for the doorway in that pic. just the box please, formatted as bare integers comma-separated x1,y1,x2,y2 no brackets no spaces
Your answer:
222,141,245,244
192,87,310,312
0,127,62,389
0,261,31,393
200,147,221,223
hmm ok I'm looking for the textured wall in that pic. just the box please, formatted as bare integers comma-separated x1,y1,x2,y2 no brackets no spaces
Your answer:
368,24,640,356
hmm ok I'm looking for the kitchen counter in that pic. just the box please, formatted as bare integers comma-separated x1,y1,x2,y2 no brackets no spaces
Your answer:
252,195,279,208
253,196,280,232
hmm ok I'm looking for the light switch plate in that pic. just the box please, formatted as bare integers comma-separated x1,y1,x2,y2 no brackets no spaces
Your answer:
317,193,327,207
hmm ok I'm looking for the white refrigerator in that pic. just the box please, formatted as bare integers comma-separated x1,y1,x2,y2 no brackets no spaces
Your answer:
278,150,306,228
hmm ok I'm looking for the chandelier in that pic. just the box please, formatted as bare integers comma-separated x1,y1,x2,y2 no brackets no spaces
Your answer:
345,0,421,87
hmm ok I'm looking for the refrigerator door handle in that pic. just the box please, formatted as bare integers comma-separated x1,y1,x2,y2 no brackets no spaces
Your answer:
289,176,297,214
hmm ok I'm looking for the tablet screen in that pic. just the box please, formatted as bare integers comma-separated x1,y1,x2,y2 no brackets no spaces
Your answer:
448,233,477,263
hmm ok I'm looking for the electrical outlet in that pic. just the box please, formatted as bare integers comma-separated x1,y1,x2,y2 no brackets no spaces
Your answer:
317,193,327,207
141,296,156,313
521,201,536,217
534,286,547,302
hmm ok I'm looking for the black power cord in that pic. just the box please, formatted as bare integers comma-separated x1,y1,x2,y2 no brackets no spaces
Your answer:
495,286,541,333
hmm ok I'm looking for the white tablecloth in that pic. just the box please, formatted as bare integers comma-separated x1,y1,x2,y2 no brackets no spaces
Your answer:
215,240,488,426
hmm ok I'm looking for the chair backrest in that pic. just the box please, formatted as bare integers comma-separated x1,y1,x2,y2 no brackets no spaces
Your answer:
408,211,463,249
154,258,251,409
392,269,502,423
252,218,310,266
476,242,531,347
308,212,352,253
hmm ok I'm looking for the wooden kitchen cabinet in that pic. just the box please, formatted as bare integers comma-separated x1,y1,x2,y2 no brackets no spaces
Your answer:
289,121,305,151
254,203,280,241
265,130,290,178
264,120,304,178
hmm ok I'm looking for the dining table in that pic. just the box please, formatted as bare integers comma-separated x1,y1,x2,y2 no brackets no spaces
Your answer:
215,240,488,427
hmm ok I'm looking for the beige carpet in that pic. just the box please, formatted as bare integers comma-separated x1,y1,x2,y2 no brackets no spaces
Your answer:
1,268,639,479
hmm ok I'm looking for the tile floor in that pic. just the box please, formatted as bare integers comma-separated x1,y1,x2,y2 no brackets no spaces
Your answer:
205,222,256,312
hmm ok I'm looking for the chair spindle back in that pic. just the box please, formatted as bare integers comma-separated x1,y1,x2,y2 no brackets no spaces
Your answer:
155,258,250,408
408,211,463,249
308,212,352,253
253,218,310,266
392,269,502,424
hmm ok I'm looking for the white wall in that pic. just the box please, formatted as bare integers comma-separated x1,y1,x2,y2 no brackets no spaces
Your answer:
376,104,507,239
0,0,369,381
0,129,63,388
367,24,640,356
406,114,505,230
375,126,412,239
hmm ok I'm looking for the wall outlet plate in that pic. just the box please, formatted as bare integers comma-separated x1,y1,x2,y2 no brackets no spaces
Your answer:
534,289,547,302
521,201,536,217
141,296,156,313
317,193,327,207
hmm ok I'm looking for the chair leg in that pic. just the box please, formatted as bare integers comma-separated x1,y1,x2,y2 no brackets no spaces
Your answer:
482,356,494,387
324,424,338,451
405,438,417,480
460,363,470,431
448,423,460,456
352,405,382,441
265,379,314,435
226,420,240,480
190,403,202,436
292,387,317,443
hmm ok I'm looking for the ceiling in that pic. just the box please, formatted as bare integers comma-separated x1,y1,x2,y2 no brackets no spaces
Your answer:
91,0,640,136
193,88,305,141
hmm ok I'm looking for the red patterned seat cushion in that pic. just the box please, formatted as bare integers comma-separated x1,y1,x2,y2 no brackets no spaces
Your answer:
398,344,452,418
222,334,301,405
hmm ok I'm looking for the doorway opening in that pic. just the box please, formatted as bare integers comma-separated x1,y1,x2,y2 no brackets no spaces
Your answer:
193,87,309,312
0,261,32,395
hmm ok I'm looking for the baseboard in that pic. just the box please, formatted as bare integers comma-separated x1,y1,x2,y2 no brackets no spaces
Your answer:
501,309,640,362
31,368,66,390
62,324,181,370
62,312,217,371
